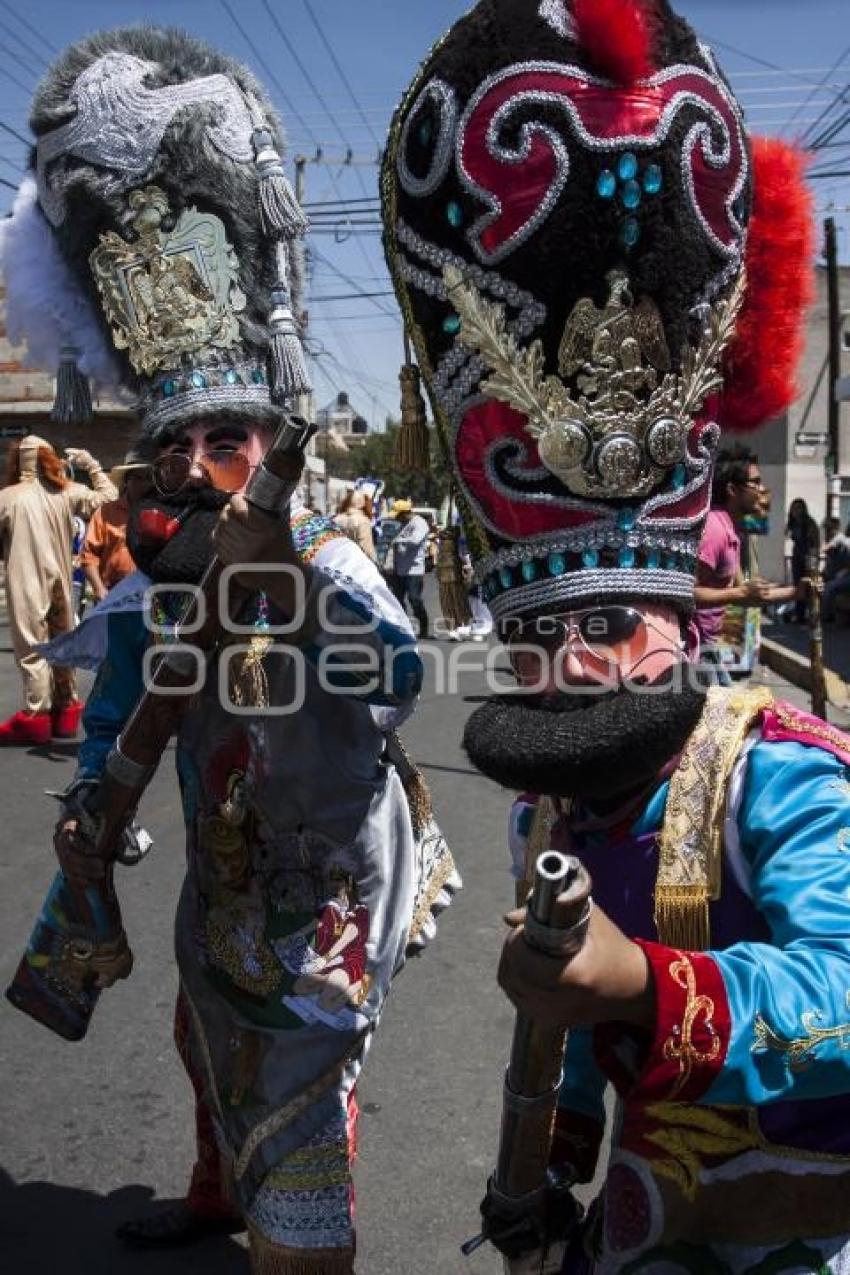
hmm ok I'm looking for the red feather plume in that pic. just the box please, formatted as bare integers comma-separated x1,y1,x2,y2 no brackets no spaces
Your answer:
571,0,657,85
719,137,815,434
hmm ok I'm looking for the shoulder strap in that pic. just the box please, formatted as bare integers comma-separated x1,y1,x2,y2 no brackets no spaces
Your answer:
655,684,773,950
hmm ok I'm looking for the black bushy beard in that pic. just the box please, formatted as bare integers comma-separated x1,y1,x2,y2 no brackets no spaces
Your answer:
127,487,230,584
463,677,708,801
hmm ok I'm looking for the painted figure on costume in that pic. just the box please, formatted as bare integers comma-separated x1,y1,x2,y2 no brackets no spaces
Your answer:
1,25,460,1275
382,0,850,1270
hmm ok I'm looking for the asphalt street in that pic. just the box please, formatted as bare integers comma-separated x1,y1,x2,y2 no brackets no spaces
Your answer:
0,581,839,1274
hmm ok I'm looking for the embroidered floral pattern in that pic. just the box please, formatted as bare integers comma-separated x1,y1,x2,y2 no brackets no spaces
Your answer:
662,956,722,1097
752,994,850,1072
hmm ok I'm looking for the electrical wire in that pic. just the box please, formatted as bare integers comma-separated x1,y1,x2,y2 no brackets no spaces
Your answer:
784,45,849,138
0,57,32,95
302,0,382,149
0,30,42,79
0,0,55,57
0,115,28,147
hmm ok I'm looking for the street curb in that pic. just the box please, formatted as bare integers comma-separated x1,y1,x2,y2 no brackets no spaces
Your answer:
760,637,850,709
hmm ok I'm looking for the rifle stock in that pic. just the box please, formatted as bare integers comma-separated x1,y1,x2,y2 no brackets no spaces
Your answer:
6,416,316,1040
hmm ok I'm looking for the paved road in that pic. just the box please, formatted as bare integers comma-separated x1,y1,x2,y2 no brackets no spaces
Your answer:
0,586,837,1274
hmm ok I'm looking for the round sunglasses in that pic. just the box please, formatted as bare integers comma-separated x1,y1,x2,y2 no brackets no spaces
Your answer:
505,605,680,682
152,449,254,497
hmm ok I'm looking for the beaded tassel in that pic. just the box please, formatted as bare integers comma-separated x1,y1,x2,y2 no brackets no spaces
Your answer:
395,332,430,472
252,128,309,240
268,243,311,401
437,524,472,631
51,344,92,424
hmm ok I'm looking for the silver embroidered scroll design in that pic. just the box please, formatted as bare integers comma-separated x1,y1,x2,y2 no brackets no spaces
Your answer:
37,52,256,226
538,0,576,40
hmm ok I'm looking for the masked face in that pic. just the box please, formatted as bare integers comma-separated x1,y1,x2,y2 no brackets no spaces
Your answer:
126,420,270,584
464,601,705,801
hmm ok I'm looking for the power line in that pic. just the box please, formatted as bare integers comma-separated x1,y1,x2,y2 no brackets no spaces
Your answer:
0,116,29,147
0,31,43,79
260,0,352,155
703,34,848,92
220,0,321,150
0,57,32,95
0,170,16,190
302,0,382,149
310,290,395,302
0,0,56,57
785,45,849,138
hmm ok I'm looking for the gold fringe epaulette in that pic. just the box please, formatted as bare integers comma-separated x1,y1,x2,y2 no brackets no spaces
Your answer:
655,685,774,949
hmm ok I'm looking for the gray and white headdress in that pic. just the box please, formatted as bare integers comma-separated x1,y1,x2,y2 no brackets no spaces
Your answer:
0,26,310,438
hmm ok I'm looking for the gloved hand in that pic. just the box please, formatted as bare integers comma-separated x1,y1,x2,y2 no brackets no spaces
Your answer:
65,447,100,472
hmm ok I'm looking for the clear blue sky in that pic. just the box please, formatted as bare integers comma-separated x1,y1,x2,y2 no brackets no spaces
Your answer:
0,0,847,424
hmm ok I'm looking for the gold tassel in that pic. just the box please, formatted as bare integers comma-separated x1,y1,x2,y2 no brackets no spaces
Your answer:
436,525,472,631
654,885,711,951
228,635,272,709
247,1224,355,1275
395,332,430,472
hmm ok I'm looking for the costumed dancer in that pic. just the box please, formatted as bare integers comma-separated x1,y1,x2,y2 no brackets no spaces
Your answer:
380,1,850,1270
1,26,459,1274
0,436,116,744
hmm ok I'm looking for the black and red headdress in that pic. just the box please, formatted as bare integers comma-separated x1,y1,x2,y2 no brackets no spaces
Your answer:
382,0,812,621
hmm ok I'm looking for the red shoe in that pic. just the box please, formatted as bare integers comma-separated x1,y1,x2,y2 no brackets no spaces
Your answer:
52,700,84,739
0,711,52,745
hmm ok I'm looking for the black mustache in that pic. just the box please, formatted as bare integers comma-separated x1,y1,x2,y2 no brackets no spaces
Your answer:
463,677,708,799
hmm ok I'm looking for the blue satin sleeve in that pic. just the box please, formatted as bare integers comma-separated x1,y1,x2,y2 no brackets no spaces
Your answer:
704,738,850,1105
76,611,148,780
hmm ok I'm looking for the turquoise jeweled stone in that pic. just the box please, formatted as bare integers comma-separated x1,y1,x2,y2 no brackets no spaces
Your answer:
616,507,636,531
596,169,617,200
646,549,661,569
224,369,239,385
644,163,663,195
619,548,636,569
621,217,641,249
672,464,686,490
252,368,266,384
443,314,461,335
446,200,463,228
499,566,513,590
521,560,537,583
622,179,642,210
581,548,599,569
664,553,678,571
618,151,638,181
162,379,177,398
191,371,207,388
547,552,566,577
418,117,433,146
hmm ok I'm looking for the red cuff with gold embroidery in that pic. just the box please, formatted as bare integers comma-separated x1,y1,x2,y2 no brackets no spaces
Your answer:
628,940,731,1102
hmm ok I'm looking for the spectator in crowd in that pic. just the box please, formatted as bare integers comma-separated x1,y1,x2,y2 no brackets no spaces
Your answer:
334,488,376,561
81,451,152,603
387,498,430,638
694,446,799,678
0,435,116,744
786,497,820,623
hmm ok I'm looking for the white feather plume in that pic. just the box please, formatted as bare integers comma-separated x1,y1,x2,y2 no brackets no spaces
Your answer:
0,172,123,389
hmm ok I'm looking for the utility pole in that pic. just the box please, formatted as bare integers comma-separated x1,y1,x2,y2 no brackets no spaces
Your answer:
825,216,841,525
295,154,317,507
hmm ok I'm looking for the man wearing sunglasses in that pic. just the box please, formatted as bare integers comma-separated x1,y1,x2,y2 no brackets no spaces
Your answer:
384,0,850,1269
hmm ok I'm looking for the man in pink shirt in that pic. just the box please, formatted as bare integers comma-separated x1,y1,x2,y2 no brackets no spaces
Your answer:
695,447,799,672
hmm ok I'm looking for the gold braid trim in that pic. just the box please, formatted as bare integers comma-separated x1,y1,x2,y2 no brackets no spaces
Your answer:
235,1045,362,1181
655,685,774,949
247,1222,355,1275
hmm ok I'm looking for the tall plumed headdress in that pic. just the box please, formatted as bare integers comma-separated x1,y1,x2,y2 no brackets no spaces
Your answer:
382,0,813,621
0,26,310,439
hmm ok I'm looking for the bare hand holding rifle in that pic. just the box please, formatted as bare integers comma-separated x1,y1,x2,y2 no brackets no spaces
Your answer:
7,416,316,1041
464,852,651,1272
